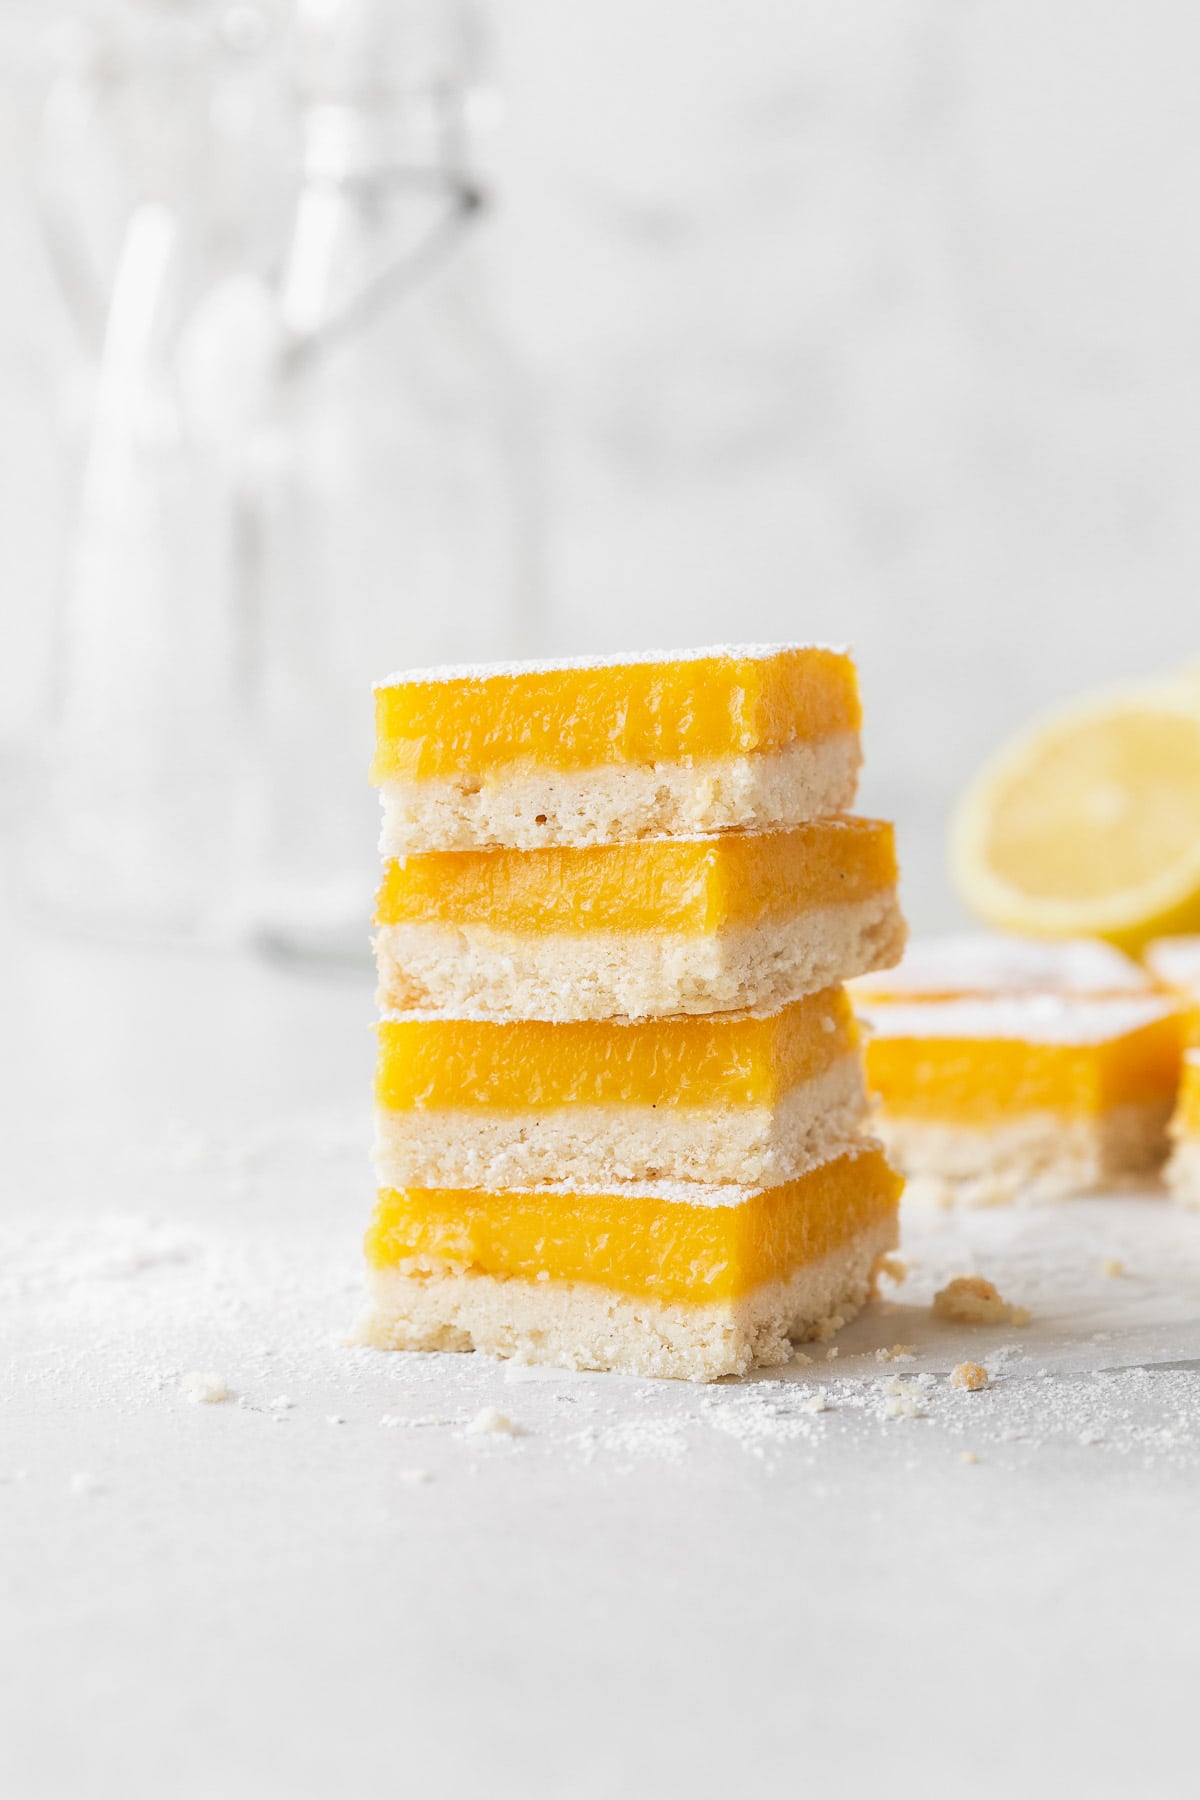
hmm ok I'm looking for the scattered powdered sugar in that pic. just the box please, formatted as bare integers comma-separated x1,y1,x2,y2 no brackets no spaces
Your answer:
575,1416,690,1468
10,1179,1200,1498
1,1217,205,1303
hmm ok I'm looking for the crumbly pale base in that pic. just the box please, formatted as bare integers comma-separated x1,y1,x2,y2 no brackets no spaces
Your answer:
374,1053,869,1189
880,1100,1174,1203
377,735,861,854
351,1216,898,1382
1166,1138,1200,1207
374,890,906,1021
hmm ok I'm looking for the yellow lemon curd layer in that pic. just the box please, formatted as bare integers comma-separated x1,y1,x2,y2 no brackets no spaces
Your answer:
376,988,858,1111
1178,1054,1200,1136
375,817,897,936
364,1147,901,1305
372,645,861,783
864,1002,1183,1127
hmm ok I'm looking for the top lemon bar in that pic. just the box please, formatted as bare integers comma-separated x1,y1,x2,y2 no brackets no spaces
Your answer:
373,644,862,852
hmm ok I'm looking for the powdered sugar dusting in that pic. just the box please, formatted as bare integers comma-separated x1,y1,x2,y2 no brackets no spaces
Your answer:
375,643,849,689
852,932,1149,1001
858,993,1181,1045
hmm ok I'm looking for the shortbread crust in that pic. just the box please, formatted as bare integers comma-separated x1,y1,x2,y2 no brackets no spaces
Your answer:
884,1102,1173,1203
374,1050,868,1189
376,890,906,1020
378,732,860,853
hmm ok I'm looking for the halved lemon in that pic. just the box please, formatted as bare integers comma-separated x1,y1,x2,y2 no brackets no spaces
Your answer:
950,683,1200,953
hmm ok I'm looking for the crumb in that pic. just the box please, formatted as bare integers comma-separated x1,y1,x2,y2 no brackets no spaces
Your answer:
882,1375,927,1418
1101,1257,1125,1278
326,1415,345,1426
883,1393,926,1420
960,1450,978,1465
932,1275,1029,1328
876,1255,908,1286
180,1371,232,1405
950,1361,990,1391
268,1395,294,1410
791,1351,813,1367
803,1391,830,1414
875,1344,917,1363
465,1408,524,1437
824,1346,839,1362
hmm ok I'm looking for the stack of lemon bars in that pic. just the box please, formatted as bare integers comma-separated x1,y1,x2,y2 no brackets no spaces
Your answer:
354,645,908,1380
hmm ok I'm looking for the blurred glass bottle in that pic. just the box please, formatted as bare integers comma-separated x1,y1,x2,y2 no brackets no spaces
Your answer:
27,0,289,941
246,0,537,963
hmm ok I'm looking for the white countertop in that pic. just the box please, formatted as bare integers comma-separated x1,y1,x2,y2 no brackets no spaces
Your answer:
4,916,1200,1800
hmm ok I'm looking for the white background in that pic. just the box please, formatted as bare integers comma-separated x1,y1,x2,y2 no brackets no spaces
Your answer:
3,14,1200,1796
4,0,1200,922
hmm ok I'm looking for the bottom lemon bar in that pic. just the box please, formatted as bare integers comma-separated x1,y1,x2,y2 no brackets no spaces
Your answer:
1167,1050,1200,1205
373,988,867,1190
353,1145,902,1381
861,995,1184,1202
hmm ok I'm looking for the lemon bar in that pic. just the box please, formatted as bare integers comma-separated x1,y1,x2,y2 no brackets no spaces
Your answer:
375,987,867,1190
373,645,862,853
852,931,1148,1005
1167,1050,1200,1204
353,1144,902,1381
374,816,904,1021
860,994,1184,1201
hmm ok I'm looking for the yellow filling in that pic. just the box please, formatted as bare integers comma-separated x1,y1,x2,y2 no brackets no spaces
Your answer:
1178,1056,1200,1136
375,817,896,935
372,647,861,783
866,1016,1183,1126
376,987,858,1110
365,1148,901,1305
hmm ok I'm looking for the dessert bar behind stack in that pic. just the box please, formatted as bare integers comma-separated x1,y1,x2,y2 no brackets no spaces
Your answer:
1168,1050,1200,1204
854,935,1183,1202
357,644,907,1380
1145,937,1200,1201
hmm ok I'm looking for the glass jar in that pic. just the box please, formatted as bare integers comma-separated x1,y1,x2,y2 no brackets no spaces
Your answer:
26,0,289,942
246,0,538,963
